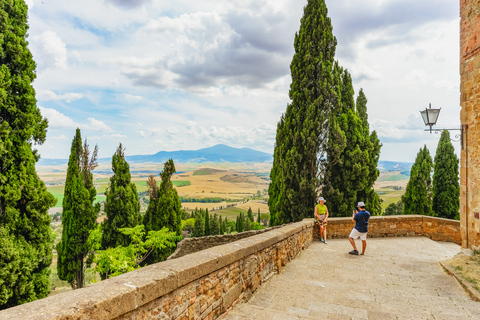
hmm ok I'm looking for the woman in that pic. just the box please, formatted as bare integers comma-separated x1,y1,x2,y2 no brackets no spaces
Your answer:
314,197,329,243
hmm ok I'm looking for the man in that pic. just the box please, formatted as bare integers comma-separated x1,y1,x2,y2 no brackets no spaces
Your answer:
348,201,370,255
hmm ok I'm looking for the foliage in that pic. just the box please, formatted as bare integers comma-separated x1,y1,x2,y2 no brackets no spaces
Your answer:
94,225,180,279
56,129,98,289
181,218,195,233
432,131,460,220
384,200,404,216
247,207,253,221
402,146,433,215
192,210,205,237
268,0,339,225
244,218,251,231
323,76,382,216
0,0,57,309
210,214,220,235
250,221,265,230
102,144,142,249
236,213,245,232
204,208,210,236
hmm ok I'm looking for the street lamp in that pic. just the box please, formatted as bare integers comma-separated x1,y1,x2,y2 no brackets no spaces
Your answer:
420,103,469,248
420,103,463,148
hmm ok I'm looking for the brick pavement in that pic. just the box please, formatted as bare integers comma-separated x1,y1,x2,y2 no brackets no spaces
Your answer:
224,237,480,319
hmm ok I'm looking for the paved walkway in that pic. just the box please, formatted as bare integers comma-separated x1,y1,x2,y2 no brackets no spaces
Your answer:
224,237,480,320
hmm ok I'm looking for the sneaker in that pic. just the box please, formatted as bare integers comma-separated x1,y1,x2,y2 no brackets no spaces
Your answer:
320,238,324,242
324,240,328,244
349,250,359,255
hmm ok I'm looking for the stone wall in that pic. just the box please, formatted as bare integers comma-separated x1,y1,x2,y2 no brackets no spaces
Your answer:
168,225,283,260
460,0,480,249
313,215,461,245
0,221,313,320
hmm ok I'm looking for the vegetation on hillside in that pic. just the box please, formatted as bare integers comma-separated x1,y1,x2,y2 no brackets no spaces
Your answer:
0,0,57,309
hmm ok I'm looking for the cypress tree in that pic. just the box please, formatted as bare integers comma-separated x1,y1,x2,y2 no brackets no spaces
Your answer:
402,146,433,215
210,214,220,235
192,210,205,237
204,208,210,236
257,209,261,223
102,144,141,248
0,0,56,308
56,129,97,289
144,159,182,236
247,207,253,221
323,76,382,216
355,89,382,215
432,131,460,219
268,0,339,225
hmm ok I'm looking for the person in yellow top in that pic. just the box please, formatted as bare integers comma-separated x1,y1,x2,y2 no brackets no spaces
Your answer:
314,197,329,243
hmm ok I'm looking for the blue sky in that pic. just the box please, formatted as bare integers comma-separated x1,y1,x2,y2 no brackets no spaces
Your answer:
27,0,460,162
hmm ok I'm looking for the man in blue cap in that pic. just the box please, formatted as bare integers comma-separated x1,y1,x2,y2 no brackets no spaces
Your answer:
348,201,370,255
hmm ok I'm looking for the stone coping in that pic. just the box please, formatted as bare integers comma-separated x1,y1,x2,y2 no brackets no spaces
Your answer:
0,220,313,320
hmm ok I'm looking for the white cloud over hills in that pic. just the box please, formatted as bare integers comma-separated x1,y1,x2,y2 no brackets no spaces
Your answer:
28,0,460,162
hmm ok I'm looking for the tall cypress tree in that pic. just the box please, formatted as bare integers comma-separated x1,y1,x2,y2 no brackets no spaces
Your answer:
0,0,57,308
56,129,97,289
268,0,339,225
432,131,460,219
402,146,433,215
323,69,362,216
102,144,141,248
204,208,210,236
355,89,382,215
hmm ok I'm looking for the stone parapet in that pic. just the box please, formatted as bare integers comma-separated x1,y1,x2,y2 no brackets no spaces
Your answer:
314,215,460,245
0,220,313,320
168,225,283,260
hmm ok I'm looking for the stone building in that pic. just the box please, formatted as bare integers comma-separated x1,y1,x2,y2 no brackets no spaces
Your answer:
460,0,480,249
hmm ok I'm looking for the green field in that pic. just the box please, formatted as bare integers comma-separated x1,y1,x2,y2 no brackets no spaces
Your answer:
193,168,224,176
378,190,405,210
377,174,409,182
48,180,190,208
213,207,247,221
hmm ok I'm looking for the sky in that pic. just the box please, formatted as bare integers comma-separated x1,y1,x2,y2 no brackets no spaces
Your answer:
26,0,461,162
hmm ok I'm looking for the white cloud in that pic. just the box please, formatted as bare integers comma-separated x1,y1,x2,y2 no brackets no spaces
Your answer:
48,134,68,140
39,106,77,129
37,90,83,102
105,133,127,139
86,118,113,133
32,31,67,71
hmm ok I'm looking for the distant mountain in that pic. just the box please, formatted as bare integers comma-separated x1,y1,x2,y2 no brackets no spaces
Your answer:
37,144,273,166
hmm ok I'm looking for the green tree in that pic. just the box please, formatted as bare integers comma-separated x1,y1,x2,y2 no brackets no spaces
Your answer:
268,0,339,225
432,131,460,219
102,144,141,249
323,76,382,216
0,0,56,308
94,225,180,279
210,214,220,235
402,146,433,215
144,159,182,236
355,89,382,215
192,210,205,237
247,207,253,221
204,208,210,236
245,218,251,231
56,130,98,289
384,200,404,216
257,209,261,224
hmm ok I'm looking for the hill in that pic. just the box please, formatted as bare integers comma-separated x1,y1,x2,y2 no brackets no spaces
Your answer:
37,144,273,166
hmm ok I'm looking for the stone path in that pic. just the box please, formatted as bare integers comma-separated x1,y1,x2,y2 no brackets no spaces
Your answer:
224,237,480,319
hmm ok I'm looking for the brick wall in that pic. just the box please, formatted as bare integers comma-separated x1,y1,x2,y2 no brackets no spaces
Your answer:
313,216,461,245
460,0,480,249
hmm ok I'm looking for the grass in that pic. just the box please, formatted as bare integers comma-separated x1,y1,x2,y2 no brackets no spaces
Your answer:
445,251,480,294
172,180,191,187
214,207,248,221
193,168,224,176
378,190,405,210
377,174,408,182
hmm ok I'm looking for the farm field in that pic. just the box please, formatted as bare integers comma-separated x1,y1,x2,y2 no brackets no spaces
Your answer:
38,161,409,216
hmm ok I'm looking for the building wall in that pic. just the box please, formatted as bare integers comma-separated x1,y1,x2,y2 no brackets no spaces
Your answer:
460,0,480,249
